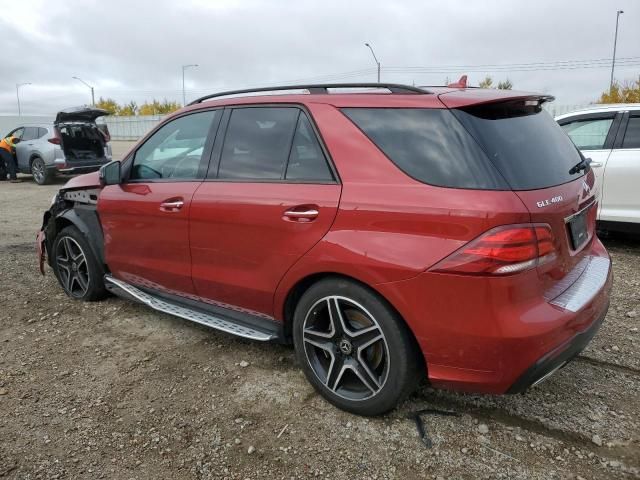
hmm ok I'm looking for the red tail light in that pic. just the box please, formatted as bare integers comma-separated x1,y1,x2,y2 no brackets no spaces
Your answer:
430,224,556,275
48,127,62,145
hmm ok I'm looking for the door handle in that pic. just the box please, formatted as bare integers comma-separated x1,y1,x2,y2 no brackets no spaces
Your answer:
590,162,603,168
283,208,319,221
160,199,184,212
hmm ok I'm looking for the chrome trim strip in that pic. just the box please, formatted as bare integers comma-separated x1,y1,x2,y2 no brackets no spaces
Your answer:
548,256,610,312
104,275,275,341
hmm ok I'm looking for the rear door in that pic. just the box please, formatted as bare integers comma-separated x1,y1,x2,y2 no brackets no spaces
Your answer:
600,112,640,224
557,112,620,211
98,109,221,296
189,105,341,317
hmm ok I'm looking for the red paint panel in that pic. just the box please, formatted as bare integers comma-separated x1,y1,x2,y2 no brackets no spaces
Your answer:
98,182,201,295
189,182,341,317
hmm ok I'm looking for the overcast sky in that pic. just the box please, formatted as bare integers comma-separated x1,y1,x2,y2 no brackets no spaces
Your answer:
1,0,638,115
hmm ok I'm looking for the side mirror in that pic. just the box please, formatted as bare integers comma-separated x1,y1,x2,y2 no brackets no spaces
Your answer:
99,160,121,186
11,138,20,144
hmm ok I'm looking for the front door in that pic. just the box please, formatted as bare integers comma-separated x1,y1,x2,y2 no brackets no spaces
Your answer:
559,112,619,215
189,106,341,317
600,113,640,224
98,109,220,296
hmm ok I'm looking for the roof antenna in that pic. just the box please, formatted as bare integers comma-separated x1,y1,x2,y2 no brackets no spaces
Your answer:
447,75,467,88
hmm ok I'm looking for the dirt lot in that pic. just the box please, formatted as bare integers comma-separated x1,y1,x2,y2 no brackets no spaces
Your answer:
1,142,639,479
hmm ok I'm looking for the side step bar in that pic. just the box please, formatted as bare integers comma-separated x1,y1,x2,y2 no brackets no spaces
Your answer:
104,275,278,342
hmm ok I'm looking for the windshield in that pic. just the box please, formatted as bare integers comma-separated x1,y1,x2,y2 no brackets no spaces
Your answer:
452,103,585,190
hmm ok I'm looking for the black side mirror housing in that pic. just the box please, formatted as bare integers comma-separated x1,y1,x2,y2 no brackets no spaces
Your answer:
11,138,20,144
99,161,121,186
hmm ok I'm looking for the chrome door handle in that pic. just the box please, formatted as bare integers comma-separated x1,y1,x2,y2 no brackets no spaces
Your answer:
590,162,603,168
284,209,319,220
160,200,184,211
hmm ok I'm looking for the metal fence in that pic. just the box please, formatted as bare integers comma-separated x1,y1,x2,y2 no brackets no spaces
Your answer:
101,115,166,141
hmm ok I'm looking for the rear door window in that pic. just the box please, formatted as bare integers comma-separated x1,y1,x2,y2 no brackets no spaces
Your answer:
217,107,299,180
452,103,585,190
21,127,39,141
560,117,614,150
622,115,640,149
37,127,48,139
342,108,507,190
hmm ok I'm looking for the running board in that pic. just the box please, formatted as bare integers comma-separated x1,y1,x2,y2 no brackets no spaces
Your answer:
104,275,278,341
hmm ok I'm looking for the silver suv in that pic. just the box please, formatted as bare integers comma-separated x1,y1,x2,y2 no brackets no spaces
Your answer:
8,107,113,185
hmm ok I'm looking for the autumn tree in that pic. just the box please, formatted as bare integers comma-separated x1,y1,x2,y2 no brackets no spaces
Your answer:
138,99,181,115
95,97,119,115
478,76,513,90
118,101,138,116
598,76,640,103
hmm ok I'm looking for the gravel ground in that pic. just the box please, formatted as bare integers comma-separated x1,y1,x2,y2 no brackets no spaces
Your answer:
1,142,638,479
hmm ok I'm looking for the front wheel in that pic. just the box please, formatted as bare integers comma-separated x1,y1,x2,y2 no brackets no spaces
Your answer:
293,278,421,416
52,226,107,301
31,157,53,185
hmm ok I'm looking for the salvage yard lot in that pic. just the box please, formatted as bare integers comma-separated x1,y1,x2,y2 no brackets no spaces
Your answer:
1,145,639,479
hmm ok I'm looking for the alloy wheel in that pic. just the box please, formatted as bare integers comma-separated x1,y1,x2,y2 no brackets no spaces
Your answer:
32,160,45,184
302,296,390,401
55,236,90,298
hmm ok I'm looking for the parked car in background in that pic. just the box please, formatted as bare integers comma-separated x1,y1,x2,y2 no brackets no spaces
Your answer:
37,84,611,415
7,107,112,185
556,104,640,234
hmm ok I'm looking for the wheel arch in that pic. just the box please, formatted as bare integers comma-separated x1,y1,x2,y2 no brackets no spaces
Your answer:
280,272,426,374
46,208,105,268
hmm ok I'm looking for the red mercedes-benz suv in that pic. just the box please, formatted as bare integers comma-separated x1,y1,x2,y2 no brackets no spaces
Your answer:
37,83,612,415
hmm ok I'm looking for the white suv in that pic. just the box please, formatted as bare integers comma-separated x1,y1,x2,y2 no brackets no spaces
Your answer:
556,104,640,234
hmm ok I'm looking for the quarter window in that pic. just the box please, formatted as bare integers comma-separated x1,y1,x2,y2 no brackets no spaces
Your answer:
285,114,333,181
560,117,614,150
622,116,640,149
130,110,217,181
217,107,299,180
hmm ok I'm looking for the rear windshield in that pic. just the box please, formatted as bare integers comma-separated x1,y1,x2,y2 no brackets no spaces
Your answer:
342,108,508,190
452,103,585,190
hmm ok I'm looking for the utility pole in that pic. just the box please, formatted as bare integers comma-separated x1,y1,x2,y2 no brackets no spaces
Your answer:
16,82,32,116
610,10,624,90
72,76,95,106
182,64,199,106
365,43,381,83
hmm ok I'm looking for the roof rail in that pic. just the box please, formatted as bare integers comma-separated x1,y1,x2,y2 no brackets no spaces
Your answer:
188,83,429,105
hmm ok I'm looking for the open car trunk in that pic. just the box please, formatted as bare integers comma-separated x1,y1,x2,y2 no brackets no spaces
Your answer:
55,107,110,164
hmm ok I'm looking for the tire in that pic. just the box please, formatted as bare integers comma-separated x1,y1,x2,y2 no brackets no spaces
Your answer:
31,157,53,185
52,225,107,301
293,277,421,416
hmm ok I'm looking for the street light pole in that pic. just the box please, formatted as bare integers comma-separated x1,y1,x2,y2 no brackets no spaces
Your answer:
72,76,95,106
16,82,32,116
365,43,381,83
610,10,624,90
182,64,199,106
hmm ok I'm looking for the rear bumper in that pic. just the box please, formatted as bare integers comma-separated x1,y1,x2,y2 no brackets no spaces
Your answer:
506,298,608,393
376,237,612,394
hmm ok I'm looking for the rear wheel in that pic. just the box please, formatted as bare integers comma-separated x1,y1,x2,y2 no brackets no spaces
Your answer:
52,226,107,301
293,277,421,416
31,157,53,185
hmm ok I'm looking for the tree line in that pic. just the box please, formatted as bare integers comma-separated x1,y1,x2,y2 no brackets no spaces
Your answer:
95,98,182,116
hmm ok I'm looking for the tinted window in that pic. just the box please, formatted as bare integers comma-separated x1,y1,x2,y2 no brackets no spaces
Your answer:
561,117,613,150
38,127,48,139
131,110,217,181
622,116,640,149
217,107,298,180
285,114,333,181
453,104,584,190
343,108,507,189
22,127,39,141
